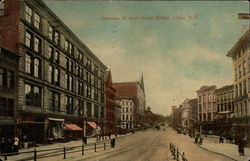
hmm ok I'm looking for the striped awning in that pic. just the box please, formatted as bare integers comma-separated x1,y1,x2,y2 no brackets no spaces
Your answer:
87,121,100,129
64,124,82,131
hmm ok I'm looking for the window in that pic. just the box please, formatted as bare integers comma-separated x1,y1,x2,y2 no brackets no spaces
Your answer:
25,31,32,48
49,25,53,40
48,25,60,44
48,91,60,112
65,40,69,51
67,59,73,72
86,58,91,69
79,81,83,95
65,96,73,114
34,12,40,29
48,47,53,60
34,58,40,78
25,83,41,107
25,5,32,23
86,85,91,98
100,71,104,79
69,76,73,91
34,37,41,53
55,31,59,44
69,42,73,54
65,40,73,54
48,65,53,83
94,65,98,75
54,51,59,63
6,71,14,89
76,49,79,60
54,68,60,86
76,80,79,94
65,74,69,89
25,54,31,74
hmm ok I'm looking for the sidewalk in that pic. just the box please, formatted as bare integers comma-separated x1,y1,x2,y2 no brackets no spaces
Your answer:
2,134,130,161
198,138,250,161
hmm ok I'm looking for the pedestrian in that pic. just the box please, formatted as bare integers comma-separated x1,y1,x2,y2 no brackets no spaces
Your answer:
108,132,111,140
219,135,223,143
238,138,244,156
195,135,198,144
12,137,19,153
199,136,203,145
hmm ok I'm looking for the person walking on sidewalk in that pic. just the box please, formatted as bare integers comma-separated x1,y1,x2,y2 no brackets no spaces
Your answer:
238,138,245,156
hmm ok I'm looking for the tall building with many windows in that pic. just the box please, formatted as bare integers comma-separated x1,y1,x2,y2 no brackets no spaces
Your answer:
0,0,106,143
196,85,217,134
213,85,234,136
227,28,250,144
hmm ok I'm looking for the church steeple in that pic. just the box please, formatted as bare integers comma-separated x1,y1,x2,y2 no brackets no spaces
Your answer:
140,72,145,91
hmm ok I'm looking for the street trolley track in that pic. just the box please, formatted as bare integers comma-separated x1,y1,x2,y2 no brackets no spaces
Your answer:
76,132,162,161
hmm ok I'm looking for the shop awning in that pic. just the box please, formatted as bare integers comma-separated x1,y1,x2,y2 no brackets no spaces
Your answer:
48,118,65,122
64,124,83,131
87,121,100,129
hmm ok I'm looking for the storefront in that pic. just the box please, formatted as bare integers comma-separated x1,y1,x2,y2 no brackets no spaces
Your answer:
64,123,83,139
47,118,64,140
87,121,101,137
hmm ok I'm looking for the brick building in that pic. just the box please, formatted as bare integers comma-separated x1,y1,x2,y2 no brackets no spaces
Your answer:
0,48,19,139
0,0,106,144
114,77,146,129
104,70,116,134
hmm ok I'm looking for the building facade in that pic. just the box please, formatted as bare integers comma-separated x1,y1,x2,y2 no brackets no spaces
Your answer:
0,0,106,143
187,98,198,133
214,85,234,136
0,48,19,139
227,29,250,143
180,99,190,134
104,70,116,134
113,76,146,128
116,98,135,130
196,85,217,134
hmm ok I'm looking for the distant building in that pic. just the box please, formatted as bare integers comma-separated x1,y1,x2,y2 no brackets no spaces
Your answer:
187,98,198,132
227,28,250,143
170,106,181,130
104,70,116,134
196,85,217,134
116,98,135,129
214,85,234,136
115,102,122,130
113,76,146,128
180,99,190,133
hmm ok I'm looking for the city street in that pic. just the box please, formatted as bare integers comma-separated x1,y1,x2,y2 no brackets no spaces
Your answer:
6,128,239,161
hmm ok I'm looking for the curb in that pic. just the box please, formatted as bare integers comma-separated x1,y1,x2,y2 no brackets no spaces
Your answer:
196,144,238,161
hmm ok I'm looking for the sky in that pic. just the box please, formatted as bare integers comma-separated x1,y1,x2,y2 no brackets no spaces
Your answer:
45,0,249,116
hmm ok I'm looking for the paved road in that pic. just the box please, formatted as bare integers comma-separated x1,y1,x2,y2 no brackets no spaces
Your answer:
6,128,234,161
64,128,232,161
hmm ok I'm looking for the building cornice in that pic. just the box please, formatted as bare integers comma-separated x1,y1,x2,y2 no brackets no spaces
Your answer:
227,28,250,58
